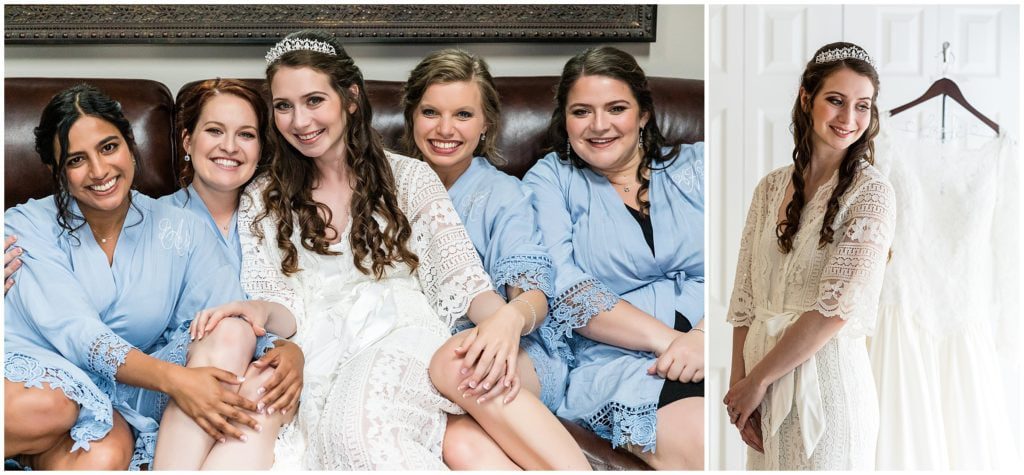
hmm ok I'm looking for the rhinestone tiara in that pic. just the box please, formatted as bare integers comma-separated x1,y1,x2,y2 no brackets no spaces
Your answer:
265,38,337,63
814,46,875,67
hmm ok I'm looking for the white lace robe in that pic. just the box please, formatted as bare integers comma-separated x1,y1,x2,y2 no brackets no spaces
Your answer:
727,161,895,470
238,152,492,470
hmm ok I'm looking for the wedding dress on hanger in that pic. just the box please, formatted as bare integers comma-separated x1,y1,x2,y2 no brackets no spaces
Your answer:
871,116,1020,470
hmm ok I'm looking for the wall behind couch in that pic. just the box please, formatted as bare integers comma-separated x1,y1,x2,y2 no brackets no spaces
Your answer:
4,5,703,96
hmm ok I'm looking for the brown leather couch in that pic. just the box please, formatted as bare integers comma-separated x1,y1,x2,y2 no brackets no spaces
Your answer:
5,75,703,470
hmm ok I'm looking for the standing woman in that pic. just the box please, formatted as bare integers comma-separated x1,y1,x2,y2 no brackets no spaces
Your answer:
153,78,305,469
523,46,706,470
3,84,289,470
401,48,590,470
241,30,574,469
723,42,896,470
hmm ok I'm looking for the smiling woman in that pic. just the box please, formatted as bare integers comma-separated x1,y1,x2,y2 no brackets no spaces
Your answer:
723,42,895,470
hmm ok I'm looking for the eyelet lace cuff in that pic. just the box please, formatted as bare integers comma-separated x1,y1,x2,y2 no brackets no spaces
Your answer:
86,331,132,383
584,400,660,453
5,352,113,453
545,279,619,358
492,254,555,299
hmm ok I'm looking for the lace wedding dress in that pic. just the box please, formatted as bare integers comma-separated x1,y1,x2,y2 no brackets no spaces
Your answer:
237,152,492,470
870,126,1020,469
727,160,896,470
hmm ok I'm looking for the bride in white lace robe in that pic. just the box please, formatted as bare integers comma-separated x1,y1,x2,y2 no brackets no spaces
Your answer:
726,159,895,469
237,152,492,469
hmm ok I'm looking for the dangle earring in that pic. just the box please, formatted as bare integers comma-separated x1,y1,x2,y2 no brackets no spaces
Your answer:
183,153,191,162
638,127,645,149
480,132,486,142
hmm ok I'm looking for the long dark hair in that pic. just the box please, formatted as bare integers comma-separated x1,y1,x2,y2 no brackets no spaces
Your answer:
33,83,141,237
776,41,881,253
176,78,276,198
547,46,679,216
399,48,504,165
262,30,418,278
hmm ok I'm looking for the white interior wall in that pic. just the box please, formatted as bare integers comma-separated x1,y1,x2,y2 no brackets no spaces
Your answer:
3,4,703,96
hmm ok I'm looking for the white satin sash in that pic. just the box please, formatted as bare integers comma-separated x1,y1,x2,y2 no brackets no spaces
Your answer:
756,307,826,459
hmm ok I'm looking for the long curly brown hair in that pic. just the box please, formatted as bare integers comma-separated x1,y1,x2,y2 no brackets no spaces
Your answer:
261,30,418,278
776,41,881,253
547,46,680,216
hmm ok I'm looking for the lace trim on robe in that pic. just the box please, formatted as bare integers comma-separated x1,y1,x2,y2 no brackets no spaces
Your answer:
491,253,555,300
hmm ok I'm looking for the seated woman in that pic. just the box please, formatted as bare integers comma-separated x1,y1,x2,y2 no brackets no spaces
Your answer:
400,49,589,469
523,46,706,469
154,78,305,469
3,84,294,470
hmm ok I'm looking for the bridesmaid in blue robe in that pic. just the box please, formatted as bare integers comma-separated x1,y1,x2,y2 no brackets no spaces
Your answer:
523,47,705,469
404,49,591,470
3,84,286,470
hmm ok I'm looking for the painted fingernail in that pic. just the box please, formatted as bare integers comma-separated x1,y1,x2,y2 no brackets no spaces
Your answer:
258,387,266,395
282,408,288,415
255,424,263,433
268,407,275,415
462,392,470,399
218,438,226,444
460,368,469,375
238,376,246,382
468,381,476,389
477,397,486,404
257,402,265,413
503,398,510,404
482,383,490,390
240,434,248,442
454,347,462,352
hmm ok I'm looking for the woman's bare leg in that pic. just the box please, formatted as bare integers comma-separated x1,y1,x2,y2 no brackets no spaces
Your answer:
631,397,704,470
4,379,78,458
28,411,134,470
430,334,590,470
199,362,294,469
152,318,256,470
443,414,522,470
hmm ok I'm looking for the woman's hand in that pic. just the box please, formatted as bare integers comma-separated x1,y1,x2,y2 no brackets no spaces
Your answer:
5,235,22,295
250,339,304,416
164,365,261,442
738,408,764,453
723,373,768,431
453,304,524,404
648,329,704,382
191,300,268,340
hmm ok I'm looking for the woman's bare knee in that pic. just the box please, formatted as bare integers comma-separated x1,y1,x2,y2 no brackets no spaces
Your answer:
188,318,257,370
75,412,133,470
646,397,703,470
428,332,470,398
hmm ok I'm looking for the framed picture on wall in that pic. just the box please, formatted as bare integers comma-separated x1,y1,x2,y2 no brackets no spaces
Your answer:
4,4,657,44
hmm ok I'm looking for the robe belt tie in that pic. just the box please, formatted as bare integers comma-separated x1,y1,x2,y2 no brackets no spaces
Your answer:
755,307,825,459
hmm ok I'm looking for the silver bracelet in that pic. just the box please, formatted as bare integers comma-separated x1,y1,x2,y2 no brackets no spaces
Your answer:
691,327,705,335
510,296,537,336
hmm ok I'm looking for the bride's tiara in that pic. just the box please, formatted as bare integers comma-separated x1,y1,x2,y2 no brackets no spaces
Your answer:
814,46,875,68
265,38,337,64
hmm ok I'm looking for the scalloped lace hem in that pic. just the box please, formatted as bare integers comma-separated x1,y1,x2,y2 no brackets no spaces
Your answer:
583,400,659,453
5,352,113,453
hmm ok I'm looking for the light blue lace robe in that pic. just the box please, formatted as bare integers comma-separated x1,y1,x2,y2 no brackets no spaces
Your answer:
159,185,241,276
446,157,565,410
4,192,249,469
522,143,705,452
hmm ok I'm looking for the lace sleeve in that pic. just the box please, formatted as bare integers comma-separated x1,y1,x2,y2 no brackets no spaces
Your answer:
237,177,305,328
726,176,767,327
812,169,896,335
390,154,493,328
